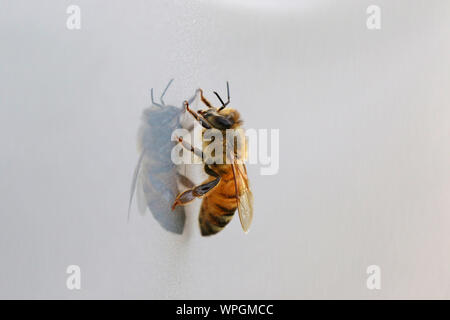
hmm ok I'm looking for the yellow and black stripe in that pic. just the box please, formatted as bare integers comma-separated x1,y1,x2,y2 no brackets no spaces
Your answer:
199,175,237,236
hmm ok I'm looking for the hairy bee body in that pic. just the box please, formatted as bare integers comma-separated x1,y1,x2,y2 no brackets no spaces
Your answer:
172,83,253,236
199,170,237,235
198,108,245,235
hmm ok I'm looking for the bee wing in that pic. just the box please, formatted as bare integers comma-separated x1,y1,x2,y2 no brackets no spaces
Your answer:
231,161,254,233
136,167,148,215
128,151,147,220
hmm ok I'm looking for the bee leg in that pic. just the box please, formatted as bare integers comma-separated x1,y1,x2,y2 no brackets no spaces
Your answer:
160,79,174,106
198,89,214,108
184,100,212,129
171,166,220,210
175,135,204,160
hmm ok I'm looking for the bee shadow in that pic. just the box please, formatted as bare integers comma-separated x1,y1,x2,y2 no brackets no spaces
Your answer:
129,80,197,235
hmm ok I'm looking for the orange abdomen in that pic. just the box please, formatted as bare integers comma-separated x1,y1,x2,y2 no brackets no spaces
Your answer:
199,173,237,236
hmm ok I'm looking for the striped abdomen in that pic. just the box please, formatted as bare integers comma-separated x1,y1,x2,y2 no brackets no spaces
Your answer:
199,173,237,236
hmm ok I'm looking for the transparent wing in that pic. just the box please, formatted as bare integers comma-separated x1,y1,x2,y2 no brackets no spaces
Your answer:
232,161,254,233
136,169,147,215
128,151,145,220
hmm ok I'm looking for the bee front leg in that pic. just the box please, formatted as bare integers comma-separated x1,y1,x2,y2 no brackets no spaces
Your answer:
184,101,212,129
198,89,214,108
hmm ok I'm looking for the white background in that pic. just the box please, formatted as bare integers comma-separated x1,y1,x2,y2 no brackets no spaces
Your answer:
0,0,449,299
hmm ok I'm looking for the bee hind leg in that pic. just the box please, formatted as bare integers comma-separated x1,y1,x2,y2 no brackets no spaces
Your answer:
171,165,220,210
171,177,220,210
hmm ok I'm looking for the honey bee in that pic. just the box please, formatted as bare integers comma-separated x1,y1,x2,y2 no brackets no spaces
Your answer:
171,83,254,236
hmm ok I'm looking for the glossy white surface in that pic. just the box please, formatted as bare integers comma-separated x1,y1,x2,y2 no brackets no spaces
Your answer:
0,0,449,298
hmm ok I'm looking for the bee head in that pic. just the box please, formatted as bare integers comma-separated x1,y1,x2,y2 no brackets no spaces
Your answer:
197,82,242,130
198,108,242,130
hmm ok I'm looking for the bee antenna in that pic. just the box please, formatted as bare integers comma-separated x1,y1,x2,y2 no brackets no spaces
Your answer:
214,81,230,111
213,91,226,108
